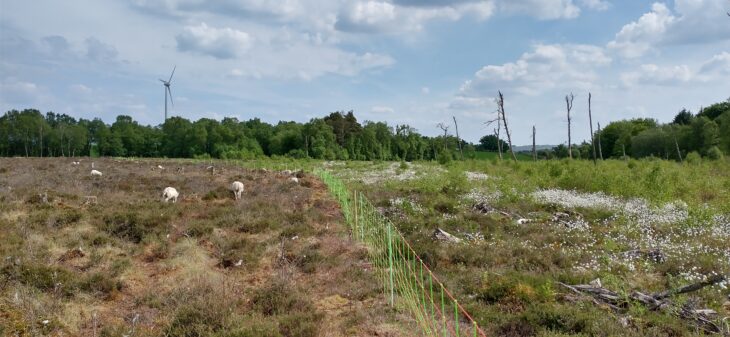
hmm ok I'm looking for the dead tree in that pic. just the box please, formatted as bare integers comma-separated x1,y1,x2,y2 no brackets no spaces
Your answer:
597,122,604,160
588,93,597,165
497,91,517,162
673,132,683,162
452,116,464,160
532,125,537,161
565,93,574,159
494,128,503,160
436,122,450,151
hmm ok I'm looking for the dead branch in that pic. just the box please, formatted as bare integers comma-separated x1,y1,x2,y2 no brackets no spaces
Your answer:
566,92,574,159
497,91,517,162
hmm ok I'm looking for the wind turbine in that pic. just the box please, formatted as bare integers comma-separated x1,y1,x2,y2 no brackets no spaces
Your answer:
160,66,176,121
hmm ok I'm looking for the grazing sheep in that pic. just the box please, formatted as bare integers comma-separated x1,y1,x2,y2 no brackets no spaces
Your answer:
281,169,293,176
71,161,80,165
230,181,244,200
157,165,165,170
162,187,179,203
288,177,299,184
90,170,102,177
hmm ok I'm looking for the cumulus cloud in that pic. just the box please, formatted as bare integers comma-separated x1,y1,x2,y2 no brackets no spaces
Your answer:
459,44,610,97
607,3,674,58
499,0,580,20
580,0,610,11
621,52,730,86
335,0,494,33
176,22,252,59
85,37,119,63
608,0,730,59
0,78,40,105
699,52,730,76
621,64,692,86
371,105,394,113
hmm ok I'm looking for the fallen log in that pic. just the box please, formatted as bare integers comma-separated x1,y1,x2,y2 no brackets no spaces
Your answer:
653,274,727,300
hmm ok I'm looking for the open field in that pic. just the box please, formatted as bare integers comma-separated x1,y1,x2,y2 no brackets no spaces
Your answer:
2,157,728,336
0,158,415,337
326,158,730,336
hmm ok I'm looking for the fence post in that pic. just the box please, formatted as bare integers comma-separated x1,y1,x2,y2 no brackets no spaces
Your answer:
387,222,395,306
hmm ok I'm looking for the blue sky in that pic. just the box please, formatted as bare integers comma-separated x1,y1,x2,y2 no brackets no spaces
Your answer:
1,0,729,145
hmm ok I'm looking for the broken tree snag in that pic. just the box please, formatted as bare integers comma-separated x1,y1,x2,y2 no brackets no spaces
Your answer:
597,122,604,160
433,228,462,243
494,128,503,160
452,116,464,160
673,132,683,162
497,91,517,162
565,92,574,159
436,122,450,151
532,125,537,161
588,92,597,165
652,274,727,300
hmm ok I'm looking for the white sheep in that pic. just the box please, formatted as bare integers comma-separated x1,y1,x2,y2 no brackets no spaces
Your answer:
157,165,165,170
288,177,299,184
162,187,179,203
90,170,102,177
281,169,293,176
71,161,80,165
230,181,244,200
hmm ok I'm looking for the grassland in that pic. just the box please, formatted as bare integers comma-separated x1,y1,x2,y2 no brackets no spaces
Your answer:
2,157,728,336
0,158,416,337
327,158,730,336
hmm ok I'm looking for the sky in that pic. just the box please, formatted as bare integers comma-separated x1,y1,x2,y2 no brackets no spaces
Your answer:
1,0,729,145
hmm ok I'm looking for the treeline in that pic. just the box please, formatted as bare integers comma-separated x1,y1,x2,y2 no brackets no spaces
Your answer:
0,110,474,161
2,98,728,161
538,99,730,160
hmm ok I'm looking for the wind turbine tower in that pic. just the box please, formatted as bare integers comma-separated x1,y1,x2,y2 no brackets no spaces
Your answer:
160,66,176,121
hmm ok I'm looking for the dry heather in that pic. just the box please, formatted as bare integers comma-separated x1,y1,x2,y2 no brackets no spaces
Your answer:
0,158,415,337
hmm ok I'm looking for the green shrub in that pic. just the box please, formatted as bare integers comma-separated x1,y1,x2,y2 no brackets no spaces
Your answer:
706,146,724,160
685,151,701,164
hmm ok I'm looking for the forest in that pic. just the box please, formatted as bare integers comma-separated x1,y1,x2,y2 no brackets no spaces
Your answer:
1,98,728,161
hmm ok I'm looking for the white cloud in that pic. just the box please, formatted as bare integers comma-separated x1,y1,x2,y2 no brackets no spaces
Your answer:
371,105,394,113
335,0,494,33
699,52,730,76
621,52,730,86
499,0,580,20
607,3,675,58
70,84,92,95
176,22,252,59
621,64,692,86
421,87,430,94
459,44,610,97
608,0,730,59
580,0,610,11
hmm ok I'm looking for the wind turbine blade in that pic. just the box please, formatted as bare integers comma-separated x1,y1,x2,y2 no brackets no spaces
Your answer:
159,79,167,83
168,65,176,82
167,87,174,106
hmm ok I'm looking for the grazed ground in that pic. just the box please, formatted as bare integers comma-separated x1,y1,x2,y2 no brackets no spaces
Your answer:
0,158,416,337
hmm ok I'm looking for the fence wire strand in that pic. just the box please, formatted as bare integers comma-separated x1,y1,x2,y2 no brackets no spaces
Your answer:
316,170,486,337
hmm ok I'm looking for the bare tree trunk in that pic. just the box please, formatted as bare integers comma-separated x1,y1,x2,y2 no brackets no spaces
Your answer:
39,125,43,158
674,134,683,162
496,113,503,160
452,116,464,160
532,125,536,161
565,93,574,159
494,128,503,160
622,144,627,160
597,122,604,160
588,92,596,165
497,91,517,162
